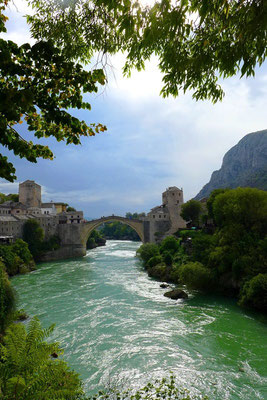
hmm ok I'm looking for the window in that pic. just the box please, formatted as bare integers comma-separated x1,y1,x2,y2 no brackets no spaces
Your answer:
164,215,166,218
16,210,19,213
159,215,161,218
153,215,155,218
172,193,175,196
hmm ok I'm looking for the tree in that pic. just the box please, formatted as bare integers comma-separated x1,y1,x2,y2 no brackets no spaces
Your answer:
28,0,267,103
22,219,44,260
212,187,267,234
66,206,76,212
136,243,160,267
180,200,202,226
160,236,180,255
206,188,229,221
0,1,106,182
179,261,213,291
239,273,267,312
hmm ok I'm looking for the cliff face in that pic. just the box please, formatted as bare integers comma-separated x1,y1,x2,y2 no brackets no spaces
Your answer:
195,129,267,200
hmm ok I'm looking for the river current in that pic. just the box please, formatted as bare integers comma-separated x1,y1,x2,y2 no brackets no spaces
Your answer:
12,240,267,399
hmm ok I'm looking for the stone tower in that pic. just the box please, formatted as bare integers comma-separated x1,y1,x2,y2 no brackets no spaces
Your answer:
19,180,41,208
162,186,186,234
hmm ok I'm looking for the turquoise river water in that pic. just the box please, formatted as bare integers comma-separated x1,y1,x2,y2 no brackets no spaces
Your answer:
11,240,267,399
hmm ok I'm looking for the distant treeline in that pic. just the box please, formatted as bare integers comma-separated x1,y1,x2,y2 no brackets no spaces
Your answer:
98,212,145,241
0,192,18,203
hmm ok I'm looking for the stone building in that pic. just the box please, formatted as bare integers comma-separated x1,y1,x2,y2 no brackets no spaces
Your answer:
41,202,57,215
59,211,84,224
0,180,83,242
145,186,186,242
19,180,41,208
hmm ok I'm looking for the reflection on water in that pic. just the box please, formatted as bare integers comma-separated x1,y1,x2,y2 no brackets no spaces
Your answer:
12,241,267,399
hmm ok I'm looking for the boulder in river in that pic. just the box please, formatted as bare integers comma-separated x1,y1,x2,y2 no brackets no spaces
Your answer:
164,288,188,300
160,283,169,289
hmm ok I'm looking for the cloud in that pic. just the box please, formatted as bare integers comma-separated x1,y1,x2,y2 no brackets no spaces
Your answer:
0,181,19,194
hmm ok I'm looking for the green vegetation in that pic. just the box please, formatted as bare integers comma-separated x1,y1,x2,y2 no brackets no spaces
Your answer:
98,213,144,241
0,239,35,276
82,375,208,400
86,230,106,250
180,200,203,227
29,1,266,104
67,206,76,212
137,187,267,313
0,317,82,399
0,192,19,203
22,219,61,261
0,261,16,334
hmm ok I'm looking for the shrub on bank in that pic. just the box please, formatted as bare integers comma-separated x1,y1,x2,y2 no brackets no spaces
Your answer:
137,243,160,267
148,263,167,280
179,262,213,291
0,239,35,276
160,236,180,255
169,264,181,284
163,251,173,267
239,274,267,312
147,255,162,269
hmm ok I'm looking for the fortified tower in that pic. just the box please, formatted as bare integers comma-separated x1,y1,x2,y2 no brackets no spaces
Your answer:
145,186,186,242
19,180,41,208
162,186,186,234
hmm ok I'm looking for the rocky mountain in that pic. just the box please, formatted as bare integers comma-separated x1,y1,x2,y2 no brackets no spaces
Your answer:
195,129,267,200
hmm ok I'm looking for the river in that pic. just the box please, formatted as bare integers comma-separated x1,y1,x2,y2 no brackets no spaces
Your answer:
11,240,267,399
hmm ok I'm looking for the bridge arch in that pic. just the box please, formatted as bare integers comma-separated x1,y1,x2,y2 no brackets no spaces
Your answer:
80,216,145,247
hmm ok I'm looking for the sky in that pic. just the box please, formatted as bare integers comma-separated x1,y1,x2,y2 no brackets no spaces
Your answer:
1,0,267,218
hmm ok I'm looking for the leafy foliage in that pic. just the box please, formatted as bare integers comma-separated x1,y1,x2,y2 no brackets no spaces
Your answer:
137,243,160,267
179,262,213,291
147,255,163,269
0,239,35,276
180,200,202,226
0,192,19,204
0,1,106,182
86,229,106,249
206,188,230,221
22,219,61,260
99,213,144,241
0,261,16,333
160,236,180,255
212,187,267,234
239,273,267,311
0,317,82,399
22,219,44,261
163,252,173,267
81,375,208,400
28,0,267,103
123,0,267,102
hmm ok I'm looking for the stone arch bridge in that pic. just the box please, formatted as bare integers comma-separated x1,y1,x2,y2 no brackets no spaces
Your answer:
41,216,150,261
